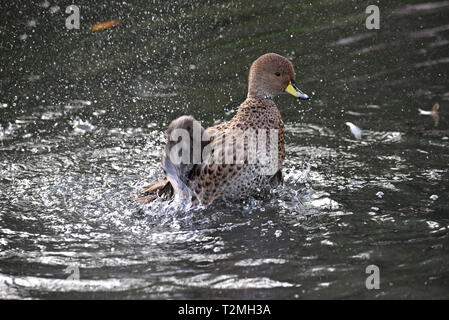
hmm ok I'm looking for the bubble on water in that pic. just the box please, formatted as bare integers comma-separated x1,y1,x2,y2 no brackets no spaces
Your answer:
321,239,335,246
429,195,438,201
93,109,106,116
426,221,439,229
72,118,95,134
28,75,41,82
26,20,37,28
49,6,60,14
382,132,403,143
40,0,50,8
318,282,331,288
65,100,89,111
41,111,62,120
235,258,287,267
274,230,282,238
376,191,384,198
351,252,371,260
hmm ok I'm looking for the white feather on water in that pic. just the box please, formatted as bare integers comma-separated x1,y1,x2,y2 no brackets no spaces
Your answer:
418,108,433,115
418,103,440,127
345,122,362,140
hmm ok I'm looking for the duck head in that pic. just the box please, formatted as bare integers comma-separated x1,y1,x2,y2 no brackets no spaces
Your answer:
247,53,309,100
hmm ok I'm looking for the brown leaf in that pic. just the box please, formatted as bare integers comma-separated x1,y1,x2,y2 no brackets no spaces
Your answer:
90,19,121,32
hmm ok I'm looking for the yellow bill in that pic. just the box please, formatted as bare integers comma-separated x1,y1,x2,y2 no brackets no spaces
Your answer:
285,81,309,100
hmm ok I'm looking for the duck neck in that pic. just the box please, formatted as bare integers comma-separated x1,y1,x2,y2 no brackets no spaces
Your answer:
247,77,274,100
239,96,276,113
247,92,273,100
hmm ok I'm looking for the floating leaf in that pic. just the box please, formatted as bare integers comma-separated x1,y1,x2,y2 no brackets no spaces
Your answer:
90,19,121,32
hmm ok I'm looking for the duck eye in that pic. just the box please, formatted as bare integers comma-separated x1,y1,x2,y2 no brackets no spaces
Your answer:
274,72,281,77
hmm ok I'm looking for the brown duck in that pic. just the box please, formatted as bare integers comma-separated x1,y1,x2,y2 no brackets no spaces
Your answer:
137,53,309,206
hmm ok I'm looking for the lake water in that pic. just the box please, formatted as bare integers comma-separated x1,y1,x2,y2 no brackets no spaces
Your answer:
0,0,448,299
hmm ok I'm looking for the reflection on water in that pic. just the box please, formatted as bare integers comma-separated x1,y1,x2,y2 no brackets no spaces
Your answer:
1,0,449,299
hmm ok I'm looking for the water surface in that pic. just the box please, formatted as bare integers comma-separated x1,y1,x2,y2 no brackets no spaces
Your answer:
0,0,448,299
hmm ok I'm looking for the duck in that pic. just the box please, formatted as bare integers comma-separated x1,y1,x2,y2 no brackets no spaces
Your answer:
137,53,309,206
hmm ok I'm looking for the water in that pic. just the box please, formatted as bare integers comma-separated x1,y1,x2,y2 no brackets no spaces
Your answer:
1,0,448,299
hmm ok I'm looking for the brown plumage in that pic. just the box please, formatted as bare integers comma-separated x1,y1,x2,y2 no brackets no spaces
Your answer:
137,53,309,206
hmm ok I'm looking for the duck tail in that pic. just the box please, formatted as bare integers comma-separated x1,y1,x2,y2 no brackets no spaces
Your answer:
136,115,204,204
135,179,174,203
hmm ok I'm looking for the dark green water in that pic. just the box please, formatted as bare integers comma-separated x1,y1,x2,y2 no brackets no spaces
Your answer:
0,0,448,299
